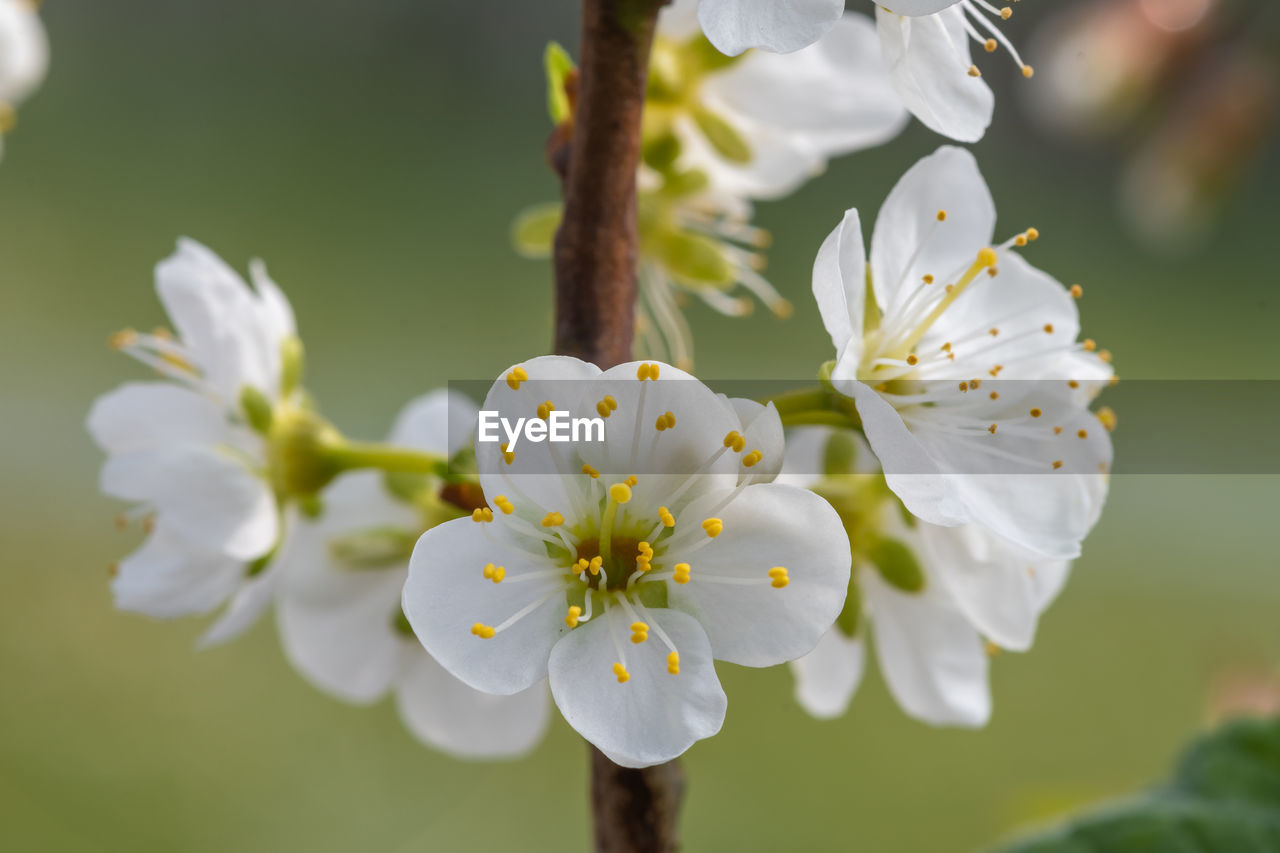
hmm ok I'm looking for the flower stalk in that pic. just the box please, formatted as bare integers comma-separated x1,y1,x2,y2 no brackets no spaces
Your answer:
551,0,684,849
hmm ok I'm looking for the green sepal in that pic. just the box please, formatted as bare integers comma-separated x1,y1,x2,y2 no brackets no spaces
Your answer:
691,105,752,164
280,335,305,397
822,430,859,478
650,229,735,288
658,168,710,199
685,34,744,75
835,577,862,638
239,385,274,434
544,42,576,124
512,203,563,259
642,130,682,173
866,536,926,593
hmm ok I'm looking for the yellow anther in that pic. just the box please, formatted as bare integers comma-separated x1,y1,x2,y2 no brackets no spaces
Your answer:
1022,64,1035,78
1043,323,1055,334
536,400,555,420
540,512,564,527
987,267,999,278
1067,380,1080,389
565,606,582,628
1001,6,1012,19
1027,227,1040,241
1029,407,1043,418
482,563,496,580
723,430,742,450
604,395,618,411
959,381,969,392
702,518,723,538
984,37,997,52
968,65,981,77
673,563,691,584
658,506,675,528
638,541,653,557
1083,338,1097,352
906,354,919,366
625,475,638,488
637,363,660,381
575,558,590,574
1015,234,1028,247
582,463,600,479
499,442,514,465
108,328,139,350
988,424,998,434
596,400,612,418
471,623,496,639
923,274,934,284
1070,284,1084,299
1052,460,1064,470
667,652,680,675
629,622,650,644
494,495,515,515
977,247,998,267
768,567,790,589
472,507,494,523
1097,407,1118,432
989,328,999,337
506,367,529,390
970,378,981,389
1077,429,1089,439
1098,349,1113,364
937,210,947,222
990,391,1000,400
990,364,1004,376
609,482,633,504
1054,426,1064,435
612,662,630,683
941,342,952,352
589,556,603,575
655,411,676,431
742,450,763,468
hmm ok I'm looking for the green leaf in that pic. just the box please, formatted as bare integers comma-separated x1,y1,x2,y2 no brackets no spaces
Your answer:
544,42,576,124
992,717,1280,853
511,203,563,259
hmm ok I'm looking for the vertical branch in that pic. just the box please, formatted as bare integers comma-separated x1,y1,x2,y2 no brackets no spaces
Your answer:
551,1,684,850
552,0,664,368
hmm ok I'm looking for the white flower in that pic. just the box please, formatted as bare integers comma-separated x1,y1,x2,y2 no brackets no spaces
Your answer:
88,238,305,646
277,391,551,759
0,0,48,158
696,1,1038,142
780,427,1070,726
403,358,850,767
812,146,1114,561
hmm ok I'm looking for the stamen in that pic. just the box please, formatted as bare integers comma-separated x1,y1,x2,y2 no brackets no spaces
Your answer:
741,450,763,468
540,511,565,527
536,400,555,420
658,506,675,527
506,367,529,390
768,567,790,589
612,662,630,683
472,508,494,523
471,623,496,639
701,518,723,538
481,563,506,583
582,463,600,479
493,495,515,515
673,563,691,584
667,652,680,675
565,605,582,628
630,621,650,644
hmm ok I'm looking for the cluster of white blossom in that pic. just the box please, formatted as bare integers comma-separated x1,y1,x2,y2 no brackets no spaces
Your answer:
0,0,47,162
87,0,1116,770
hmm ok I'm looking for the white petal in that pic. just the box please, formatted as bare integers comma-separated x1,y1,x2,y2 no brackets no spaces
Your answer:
395,648,551,760
878,0,961,15
698,0,844,56
666,483,851,667
549,608,726,768
0,0,48,104
791,628,866,719
111,522,243,618
658,0,702,41
869,145,995,318
812,207,867,360
775,426,830,488
403,518,567,695
247,259,297,346
87,382,229,455
391,388,479,457
865,570,990,727
876,8,994,143
919,523,1068,652
703,14,908,158
101,446,278,560
198,560,281,648
674,111,826,201
840,380,968,527
722,397,784,482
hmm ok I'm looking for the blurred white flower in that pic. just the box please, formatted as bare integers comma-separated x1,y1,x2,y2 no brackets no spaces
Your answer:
0,0,49,158
277,391,551,760
88,239,308,647
812,146,1114,560
403,358,850,767
780,428,1070,726
696,0,1039,142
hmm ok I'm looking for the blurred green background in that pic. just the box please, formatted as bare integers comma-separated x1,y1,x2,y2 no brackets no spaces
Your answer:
2,1,1279,850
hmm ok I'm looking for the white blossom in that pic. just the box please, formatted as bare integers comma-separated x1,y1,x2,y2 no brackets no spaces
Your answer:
0,0,49,159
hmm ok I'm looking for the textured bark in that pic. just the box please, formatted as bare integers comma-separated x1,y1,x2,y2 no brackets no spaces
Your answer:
590,745,686,853
552,0,665,368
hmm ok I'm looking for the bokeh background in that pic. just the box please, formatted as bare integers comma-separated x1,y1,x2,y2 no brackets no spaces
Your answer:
2,0,1279,850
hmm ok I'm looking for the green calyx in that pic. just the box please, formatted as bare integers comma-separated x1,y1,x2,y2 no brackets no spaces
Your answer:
266,406,345,498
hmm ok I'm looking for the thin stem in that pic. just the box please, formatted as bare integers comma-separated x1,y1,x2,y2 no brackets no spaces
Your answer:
322,441,445,476
590,745,685,853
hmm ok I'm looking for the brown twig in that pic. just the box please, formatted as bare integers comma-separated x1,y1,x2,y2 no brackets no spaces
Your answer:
590,745,686,853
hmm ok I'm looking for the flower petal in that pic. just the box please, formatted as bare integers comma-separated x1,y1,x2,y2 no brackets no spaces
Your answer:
865,569,991,727
395,649,552,760
101,445,278,560
878,0,961,15
403,517,567,695
87,382,229,455
198,559,281,648
111,522,244,618
0,0,49,104
698,0,844,55
549,607,726,768
791,628,866,719
722,397,784,482
876,8,994,143
812,207,867,361
666,483,851,667
391,388,479,457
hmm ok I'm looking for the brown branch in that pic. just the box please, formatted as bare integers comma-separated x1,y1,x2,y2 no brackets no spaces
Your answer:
590,745,686,853
552,0,666,368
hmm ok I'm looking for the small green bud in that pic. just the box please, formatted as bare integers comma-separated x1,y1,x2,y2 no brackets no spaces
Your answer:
642,131,682,173
512,203,563,259
835,578,862,638
280,335,305,397
822,430,859,477
267,407,344,497
239,385,274,434
659,168,710,199
691,105,752,164
866,537,926,594
544,42,576,124
650,229,735,288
